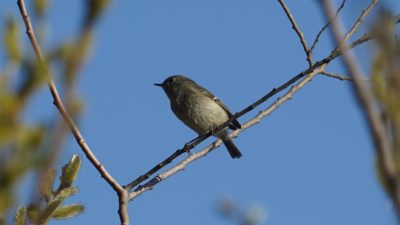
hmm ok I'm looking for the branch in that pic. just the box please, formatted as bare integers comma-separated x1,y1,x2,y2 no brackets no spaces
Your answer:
277,0,313,67
342,13,400,49
125,61,319,191
129,66,325,200
333,0,379,53
310,0,346,52
125,7,400,195
36,4,96,205
127,6,400,200
16,0,121,195
321,0,400,219
118,191,129,225
124,20,395,191
320,71,352,81
16,1,130,225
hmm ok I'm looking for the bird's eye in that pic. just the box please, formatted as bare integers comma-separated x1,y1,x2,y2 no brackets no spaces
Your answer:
167,77,174,83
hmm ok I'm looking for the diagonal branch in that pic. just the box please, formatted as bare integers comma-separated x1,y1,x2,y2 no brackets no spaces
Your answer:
17,0,122,195
320,71,352,81
124,22,398,191
16,1,129,225
277,0,313,67
333,0,379,53
127,5,400,199
129,66,325,200
311,0,346,52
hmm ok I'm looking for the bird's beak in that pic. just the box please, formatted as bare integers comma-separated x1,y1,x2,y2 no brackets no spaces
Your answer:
154,83,163,87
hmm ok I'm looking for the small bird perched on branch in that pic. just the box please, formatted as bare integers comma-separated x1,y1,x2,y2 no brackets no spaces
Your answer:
155,75,242,159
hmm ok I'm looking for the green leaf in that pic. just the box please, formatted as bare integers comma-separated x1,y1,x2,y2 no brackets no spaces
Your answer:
37,199,62,225
69,95,85,119
34,0,50,17
0,93,20,145
52,204,84,220
4,16,21,62
49,42,74,62
15,126,45,169
60,155,81,188
18,60,47,102
54,186,78,201
26,204,41,225
13,207,26,225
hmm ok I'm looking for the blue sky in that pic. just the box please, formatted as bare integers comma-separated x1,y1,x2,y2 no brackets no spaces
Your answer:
2,0,400,225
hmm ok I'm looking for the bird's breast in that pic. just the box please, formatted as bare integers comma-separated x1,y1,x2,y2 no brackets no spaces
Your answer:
170,95,229,134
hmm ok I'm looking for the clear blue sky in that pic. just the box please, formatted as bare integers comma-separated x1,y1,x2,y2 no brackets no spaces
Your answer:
1,0,400,225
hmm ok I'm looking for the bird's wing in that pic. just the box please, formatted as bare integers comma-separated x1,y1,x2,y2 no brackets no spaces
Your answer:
194,83,242,130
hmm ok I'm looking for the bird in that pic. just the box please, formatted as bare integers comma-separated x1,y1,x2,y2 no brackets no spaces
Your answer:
155,75,242,158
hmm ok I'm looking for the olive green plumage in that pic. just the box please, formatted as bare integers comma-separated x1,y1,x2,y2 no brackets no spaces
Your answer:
155,75,242,158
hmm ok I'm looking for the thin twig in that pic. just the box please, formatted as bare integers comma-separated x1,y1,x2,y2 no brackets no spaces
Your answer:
129,66,325,200
321,71,352,81
16,1,129,225
36,11,94,205
124,149,186,189
17,0,122,194
125,63,316,190
277,0,313,67
333,0,378,53
311,0,346,52
321,0,400,220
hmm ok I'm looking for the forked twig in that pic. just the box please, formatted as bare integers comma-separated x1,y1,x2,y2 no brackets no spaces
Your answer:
311,0,346,52
277,0,313,66
129,65,325,200
125,26,391,193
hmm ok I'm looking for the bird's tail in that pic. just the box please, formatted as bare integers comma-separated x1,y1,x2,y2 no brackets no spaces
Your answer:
223,139,242,159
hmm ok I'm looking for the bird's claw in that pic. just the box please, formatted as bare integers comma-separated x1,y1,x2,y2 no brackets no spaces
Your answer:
183,143,192,153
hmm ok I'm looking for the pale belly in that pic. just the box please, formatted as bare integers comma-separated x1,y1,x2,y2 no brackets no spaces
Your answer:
172,96,229,135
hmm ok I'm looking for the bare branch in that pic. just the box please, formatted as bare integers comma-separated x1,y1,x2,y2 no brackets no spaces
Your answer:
321,0,400,219
333,0,379,53
124,22,395,191
16,1,129,224
17,0,122,194
310,0,346,52
126,5,400,201
320,71,352,81
277,0,313,67
129,66,325,200
118,190,130,225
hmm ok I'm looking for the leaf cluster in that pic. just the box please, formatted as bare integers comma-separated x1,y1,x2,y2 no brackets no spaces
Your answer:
13,155,84,225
